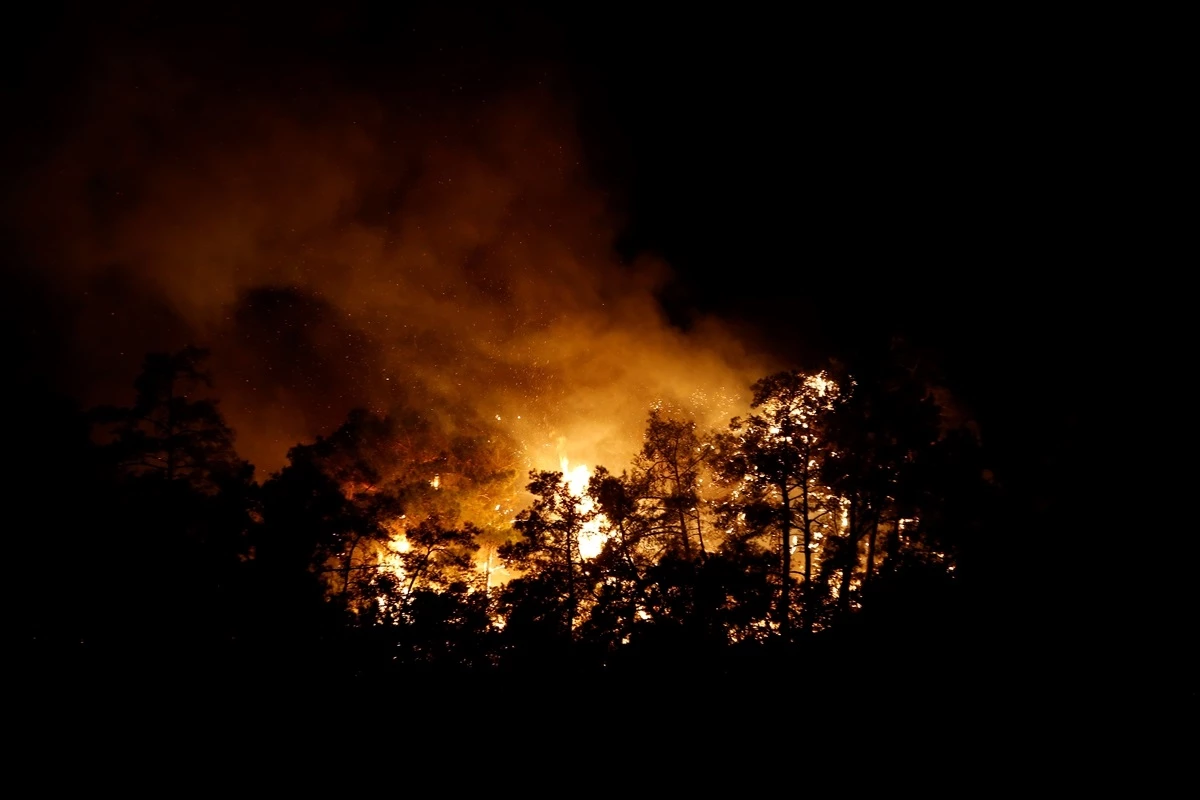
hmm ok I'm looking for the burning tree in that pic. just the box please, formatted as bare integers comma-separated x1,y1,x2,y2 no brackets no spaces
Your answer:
258,406,519,629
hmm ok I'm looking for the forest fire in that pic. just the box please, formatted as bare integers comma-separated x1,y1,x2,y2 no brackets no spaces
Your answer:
4,11,989,683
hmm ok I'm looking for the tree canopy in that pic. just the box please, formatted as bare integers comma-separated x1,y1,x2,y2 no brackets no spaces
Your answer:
31,343,986,690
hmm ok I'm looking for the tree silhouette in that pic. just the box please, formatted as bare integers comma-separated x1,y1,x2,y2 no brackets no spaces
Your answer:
92,346,251,492
85,346,256,646
821,356,941,613
498,470,596,656
577,412,726,659
631,410,714,560
259,406,516,625
716,371,838,637
394,517,482,601
375,517,491,669
46,343,981,683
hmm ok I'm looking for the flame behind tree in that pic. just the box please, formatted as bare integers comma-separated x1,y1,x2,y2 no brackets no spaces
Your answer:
630,409,716,561
580,409,720,578
258,404,524,623
578,413,730,653
74,344,975,660
498,470,597,650
270,363,969,648
370,516,483,633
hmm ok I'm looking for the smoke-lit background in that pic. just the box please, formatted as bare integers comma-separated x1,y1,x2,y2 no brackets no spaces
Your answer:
3,6,792,477
2,3,1104,483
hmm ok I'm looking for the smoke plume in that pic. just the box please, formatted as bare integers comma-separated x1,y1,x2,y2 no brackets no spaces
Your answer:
6,38,777,477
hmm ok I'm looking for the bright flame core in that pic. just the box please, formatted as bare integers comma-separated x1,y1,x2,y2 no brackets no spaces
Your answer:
560,455,606,559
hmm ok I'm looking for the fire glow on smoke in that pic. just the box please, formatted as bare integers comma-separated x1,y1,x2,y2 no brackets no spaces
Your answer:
12,56,776,480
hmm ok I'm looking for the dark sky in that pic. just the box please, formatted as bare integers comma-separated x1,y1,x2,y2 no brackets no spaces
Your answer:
2,2,1101,480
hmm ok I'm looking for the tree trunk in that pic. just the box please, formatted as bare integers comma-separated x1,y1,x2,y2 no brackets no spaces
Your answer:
838,501,857,613
405,545,435,599
864,515,879,596
883,517,902,573
800,476,813,636
341,535,360,601
671,461,692,559
165,379,176,481
565,524,575,638
778,478,792,639
677,508,692,560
